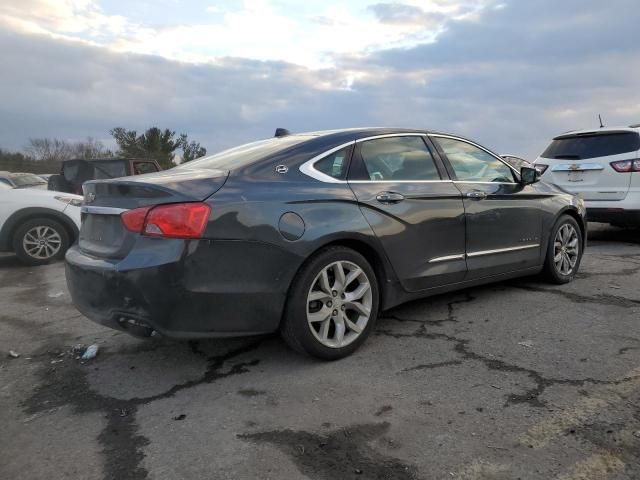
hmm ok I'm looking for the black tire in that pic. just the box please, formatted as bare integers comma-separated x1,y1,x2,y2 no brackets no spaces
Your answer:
13,218,70,266
281,246,380,360
542,215,583,284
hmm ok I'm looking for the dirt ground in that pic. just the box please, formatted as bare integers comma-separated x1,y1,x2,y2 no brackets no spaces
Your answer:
1,223,639,480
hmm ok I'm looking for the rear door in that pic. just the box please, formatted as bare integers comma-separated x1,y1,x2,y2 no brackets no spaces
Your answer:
431,135,542,280
536,131,640,201
347,134,467,292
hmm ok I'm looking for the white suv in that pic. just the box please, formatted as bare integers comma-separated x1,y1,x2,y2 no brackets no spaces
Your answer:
534,125,640,226
0,184,82,265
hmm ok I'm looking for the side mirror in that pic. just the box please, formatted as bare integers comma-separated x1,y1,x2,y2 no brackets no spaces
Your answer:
520,166,539,186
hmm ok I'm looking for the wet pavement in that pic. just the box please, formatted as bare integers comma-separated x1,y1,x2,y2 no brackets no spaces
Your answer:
1,223,639,480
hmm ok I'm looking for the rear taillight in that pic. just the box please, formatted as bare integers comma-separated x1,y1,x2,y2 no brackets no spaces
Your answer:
610,159,640,173
121,203,211,239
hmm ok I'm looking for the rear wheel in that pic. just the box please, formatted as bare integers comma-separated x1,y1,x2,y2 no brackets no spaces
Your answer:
13,218,70,266
281,246,379,360
543,215,583,284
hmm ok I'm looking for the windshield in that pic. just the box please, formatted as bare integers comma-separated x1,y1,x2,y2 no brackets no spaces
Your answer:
542,132,640,159
11,173,47,188
177,135,313,171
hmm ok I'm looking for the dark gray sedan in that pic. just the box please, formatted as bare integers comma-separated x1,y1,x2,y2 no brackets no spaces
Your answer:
66,128,586,359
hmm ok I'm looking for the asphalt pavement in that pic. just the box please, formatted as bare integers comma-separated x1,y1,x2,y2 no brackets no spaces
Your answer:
1,223,639,480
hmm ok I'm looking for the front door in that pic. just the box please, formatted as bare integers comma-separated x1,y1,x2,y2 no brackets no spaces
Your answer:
347,134,467,292
431,135,543,280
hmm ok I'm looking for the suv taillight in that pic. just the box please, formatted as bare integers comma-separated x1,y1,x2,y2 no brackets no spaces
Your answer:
610,159,640,173
121,203,211,239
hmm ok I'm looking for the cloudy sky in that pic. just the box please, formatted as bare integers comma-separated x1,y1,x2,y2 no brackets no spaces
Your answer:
0,0,639,158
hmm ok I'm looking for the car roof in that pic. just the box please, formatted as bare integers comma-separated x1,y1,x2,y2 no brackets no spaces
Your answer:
554,126,640,139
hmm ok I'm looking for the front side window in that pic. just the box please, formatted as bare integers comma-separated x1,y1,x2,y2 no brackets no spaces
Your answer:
314,147,351,180
435,137,514,183
358,136,440,181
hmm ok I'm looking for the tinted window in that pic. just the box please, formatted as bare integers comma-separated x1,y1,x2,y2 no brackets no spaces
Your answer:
359,136,440,181
92,161,128,179
314,147,351,180
541,132,640,159
177,136,313,171
133,162,159,175
436,137,514,183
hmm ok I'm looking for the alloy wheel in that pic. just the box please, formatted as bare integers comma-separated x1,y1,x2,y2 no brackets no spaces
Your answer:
22,226,62,260
306,260,373,349
553,223,579,275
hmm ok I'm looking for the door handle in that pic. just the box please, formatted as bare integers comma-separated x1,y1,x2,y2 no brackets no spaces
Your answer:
465,191,487,199
376,191,405,203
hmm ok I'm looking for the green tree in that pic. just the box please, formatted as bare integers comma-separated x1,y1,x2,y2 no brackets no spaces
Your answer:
110,127,183,169
179,134,207,163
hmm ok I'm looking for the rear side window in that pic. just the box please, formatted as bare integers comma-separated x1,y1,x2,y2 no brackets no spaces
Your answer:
358,136,440,181
542,132,640,159
314,147,351,180
133,161,159,175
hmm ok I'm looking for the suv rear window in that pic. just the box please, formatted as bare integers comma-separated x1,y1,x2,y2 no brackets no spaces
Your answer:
541,132,640,160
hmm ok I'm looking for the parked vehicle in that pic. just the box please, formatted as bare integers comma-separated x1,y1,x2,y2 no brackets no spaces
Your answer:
0,172,48,190
66,128,586,359
0,186,82,265
48,158,162,194
534,125,640,226
501,155,531,170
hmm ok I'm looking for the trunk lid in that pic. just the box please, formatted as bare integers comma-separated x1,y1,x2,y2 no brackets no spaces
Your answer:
79,168,228,259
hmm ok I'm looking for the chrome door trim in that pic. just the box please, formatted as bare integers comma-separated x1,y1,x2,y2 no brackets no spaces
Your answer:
429,254,466,263
551,163,604,172
466,244,539,258
81,206,128,215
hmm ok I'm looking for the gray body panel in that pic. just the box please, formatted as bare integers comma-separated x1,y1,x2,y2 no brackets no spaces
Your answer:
65,128,586,338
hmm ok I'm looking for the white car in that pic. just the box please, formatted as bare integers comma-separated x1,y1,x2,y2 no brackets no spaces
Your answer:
534,125,640,226
0,185,82,265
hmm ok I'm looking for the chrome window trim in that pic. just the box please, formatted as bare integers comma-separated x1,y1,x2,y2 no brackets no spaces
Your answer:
298,140,355,184
354,133,428,143
349,180,452,184
453,181,519,185
81,206,127,215
429,133,520,177
299,133,437,184
466,244,539,258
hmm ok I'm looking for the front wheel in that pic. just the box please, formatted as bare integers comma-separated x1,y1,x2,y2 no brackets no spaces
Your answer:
543,215,583,284
13,218,70,266
281,246,379,360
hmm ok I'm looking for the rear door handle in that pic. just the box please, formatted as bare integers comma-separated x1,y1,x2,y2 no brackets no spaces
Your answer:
465,191,487,199
376,192,405,203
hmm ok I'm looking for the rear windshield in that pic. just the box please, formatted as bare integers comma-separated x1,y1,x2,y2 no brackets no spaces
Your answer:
177,135,313,171
541,132,640,160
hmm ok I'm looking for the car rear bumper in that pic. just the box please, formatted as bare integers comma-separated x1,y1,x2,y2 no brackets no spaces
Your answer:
65,239,302,338
586,208,640,225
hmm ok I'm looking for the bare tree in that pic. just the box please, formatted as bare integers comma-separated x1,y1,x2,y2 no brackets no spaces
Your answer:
25,138,73,162
25,137,113,161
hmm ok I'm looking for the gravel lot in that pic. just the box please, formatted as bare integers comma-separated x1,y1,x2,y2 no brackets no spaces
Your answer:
1,224,639,480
